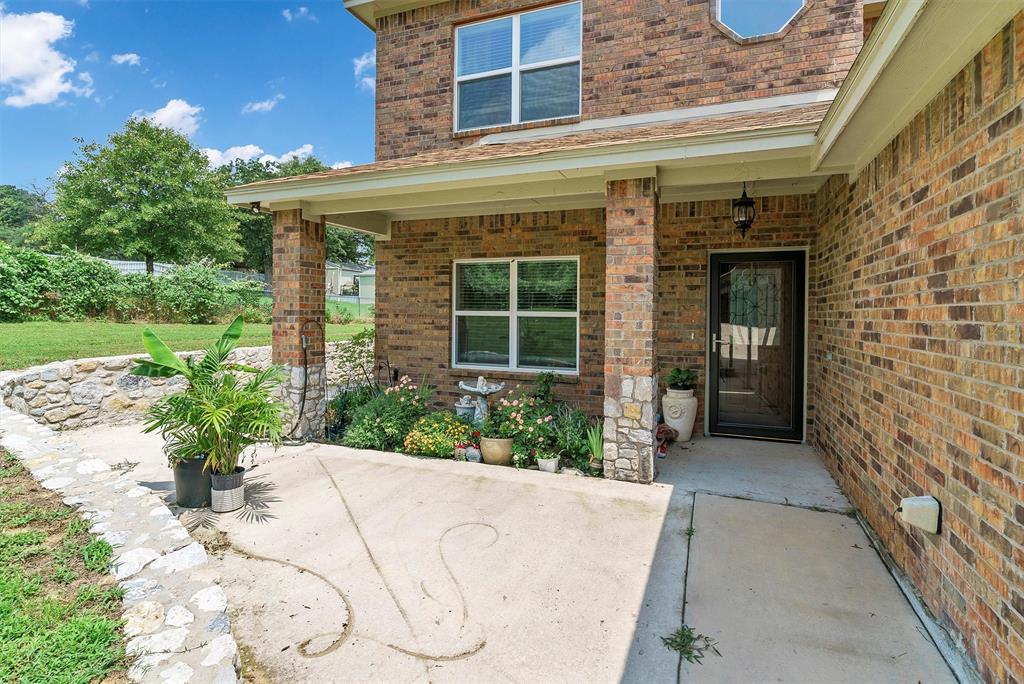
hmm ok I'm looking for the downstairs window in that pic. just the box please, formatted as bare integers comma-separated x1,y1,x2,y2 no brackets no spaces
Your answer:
453,257,579,373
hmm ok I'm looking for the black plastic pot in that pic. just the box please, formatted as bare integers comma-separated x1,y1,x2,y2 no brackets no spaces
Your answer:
173,458,212,508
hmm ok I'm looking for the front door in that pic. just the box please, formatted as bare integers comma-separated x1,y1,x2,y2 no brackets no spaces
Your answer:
707,251,805,441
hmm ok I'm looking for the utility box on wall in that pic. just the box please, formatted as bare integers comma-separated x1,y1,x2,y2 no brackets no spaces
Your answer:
898,496,941,535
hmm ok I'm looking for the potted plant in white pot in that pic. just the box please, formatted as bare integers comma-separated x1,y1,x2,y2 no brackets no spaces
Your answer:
662,367,699,442
132,316,285,512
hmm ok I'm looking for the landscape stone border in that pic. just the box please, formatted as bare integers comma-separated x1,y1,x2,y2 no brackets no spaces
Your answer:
0,404,240,684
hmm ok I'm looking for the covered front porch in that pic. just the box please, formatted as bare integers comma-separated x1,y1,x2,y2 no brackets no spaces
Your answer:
227,100,836,483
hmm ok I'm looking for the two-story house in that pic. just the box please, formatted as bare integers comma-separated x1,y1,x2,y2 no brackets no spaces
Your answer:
227,1,1024,680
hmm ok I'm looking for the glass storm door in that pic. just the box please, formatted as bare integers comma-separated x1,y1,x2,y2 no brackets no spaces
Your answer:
708,251,805,441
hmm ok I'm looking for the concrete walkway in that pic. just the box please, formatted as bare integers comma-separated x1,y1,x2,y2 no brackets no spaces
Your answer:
65,425,956,683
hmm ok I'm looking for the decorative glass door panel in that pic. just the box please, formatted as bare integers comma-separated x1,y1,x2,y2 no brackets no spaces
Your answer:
708,251,805,441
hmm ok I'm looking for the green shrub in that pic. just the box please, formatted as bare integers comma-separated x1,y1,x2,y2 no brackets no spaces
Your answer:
46,248,124,321
241,299,272,324
554,404,591,471
0,243,50,322
343,376,432,452
403,411,471,458
325,383,380,442
487,388,557,467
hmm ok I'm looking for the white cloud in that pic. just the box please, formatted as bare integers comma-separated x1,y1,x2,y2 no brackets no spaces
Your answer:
259,143,313,165
0,8,93,107
84,50,99,62
241,93,284,114
151,79,167,89
201,144,264,168
353,49,375,92
140,98,202,136
282,7,316,22
331,160,353,169
200,143,315,169
111,52,141,66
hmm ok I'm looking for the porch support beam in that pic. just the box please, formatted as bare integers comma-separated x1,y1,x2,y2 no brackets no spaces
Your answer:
271,209,327,440
603,176,659,484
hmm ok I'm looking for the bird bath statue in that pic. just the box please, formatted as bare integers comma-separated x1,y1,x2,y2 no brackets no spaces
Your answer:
457,376,505,425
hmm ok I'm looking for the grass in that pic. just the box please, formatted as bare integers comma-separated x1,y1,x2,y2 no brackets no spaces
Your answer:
0,320,372,371
0,448,125,683
662,625,722,664
259,296,374,323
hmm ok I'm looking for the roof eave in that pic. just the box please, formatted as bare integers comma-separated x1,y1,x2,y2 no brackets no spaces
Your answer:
224,122,821,206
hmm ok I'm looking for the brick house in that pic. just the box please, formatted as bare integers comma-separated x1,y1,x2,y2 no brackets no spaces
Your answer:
226,1,1024,679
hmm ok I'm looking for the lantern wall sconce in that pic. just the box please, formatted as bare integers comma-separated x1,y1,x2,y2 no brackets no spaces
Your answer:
732,182,756,237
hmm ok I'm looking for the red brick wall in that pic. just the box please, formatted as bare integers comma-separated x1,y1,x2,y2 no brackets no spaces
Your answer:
374,0,862,160
657,195,818,429
810,18,1024,682
374,209,607,413
272,209,326,367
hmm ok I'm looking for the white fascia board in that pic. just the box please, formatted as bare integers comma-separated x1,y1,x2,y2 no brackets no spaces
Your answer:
224,125,819,207
814,0,927,168
344,0,445,30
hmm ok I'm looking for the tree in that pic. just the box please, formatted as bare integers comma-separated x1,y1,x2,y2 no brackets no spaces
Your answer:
36,118,240,273
220,155,375,282
0,185,50,247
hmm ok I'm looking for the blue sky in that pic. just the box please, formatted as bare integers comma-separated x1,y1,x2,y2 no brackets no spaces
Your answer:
0,0,377,190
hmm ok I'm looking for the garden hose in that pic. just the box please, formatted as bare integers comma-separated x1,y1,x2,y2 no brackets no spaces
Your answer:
283,318,324,445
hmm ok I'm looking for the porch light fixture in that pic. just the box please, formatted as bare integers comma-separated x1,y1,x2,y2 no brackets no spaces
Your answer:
732,182,756,237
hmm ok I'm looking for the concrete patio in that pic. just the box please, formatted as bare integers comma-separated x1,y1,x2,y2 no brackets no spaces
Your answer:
65,425,956,683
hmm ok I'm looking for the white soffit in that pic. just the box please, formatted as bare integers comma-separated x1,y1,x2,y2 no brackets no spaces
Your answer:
344,0,445,29
816,0,1023,175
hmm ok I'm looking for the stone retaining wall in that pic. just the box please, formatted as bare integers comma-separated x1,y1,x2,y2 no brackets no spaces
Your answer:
1,342,359,431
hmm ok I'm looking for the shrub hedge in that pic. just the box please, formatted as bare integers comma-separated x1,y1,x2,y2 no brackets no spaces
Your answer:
0,244,263,324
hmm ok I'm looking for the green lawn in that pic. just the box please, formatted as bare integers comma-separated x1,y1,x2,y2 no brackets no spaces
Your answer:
0,321,371,371
0,448,124,683
259,296,374,322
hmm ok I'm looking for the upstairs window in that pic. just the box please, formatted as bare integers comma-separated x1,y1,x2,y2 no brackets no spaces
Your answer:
455,2,582,132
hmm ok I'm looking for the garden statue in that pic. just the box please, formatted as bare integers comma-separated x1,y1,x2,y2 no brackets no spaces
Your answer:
457,376,505,425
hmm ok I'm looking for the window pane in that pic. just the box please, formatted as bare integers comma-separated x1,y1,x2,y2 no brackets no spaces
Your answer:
457,316,510,366
520,3,581,65
518,317,577,370
520,63,580,122
458,75,512,130
457,17,512,76
456,262,510,311
517,260,577,312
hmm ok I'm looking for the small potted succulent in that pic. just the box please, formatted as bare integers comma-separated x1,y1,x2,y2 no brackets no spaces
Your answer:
133,316,286,512
535,450,559,473
662,367,699,442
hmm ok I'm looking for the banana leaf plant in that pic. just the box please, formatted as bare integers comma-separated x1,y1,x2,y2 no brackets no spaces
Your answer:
131,316,286,474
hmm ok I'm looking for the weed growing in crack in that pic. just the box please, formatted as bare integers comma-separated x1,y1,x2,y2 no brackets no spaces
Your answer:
662,625,721,664
685,526,696,538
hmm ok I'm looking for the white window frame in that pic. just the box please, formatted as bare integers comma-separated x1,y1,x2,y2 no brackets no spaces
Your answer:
452,256,580,375
453,1,583,134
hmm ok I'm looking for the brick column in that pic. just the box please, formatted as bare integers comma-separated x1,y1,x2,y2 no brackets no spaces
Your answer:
604,177,659,484
272,209,326,440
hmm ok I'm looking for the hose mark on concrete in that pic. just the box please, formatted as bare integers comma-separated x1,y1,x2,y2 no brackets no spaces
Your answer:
438,521,499,627
315,453,419,639
224,544,353,658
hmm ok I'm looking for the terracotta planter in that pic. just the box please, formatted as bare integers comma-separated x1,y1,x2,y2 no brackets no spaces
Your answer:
662,388,698,441
480,437,513,466
536,457,558,473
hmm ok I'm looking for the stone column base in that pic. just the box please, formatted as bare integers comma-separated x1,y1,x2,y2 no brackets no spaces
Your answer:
603,373,657,484
280,363,326,441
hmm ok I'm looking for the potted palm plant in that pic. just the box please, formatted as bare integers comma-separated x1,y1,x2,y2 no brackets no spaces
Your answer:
132,316,286,512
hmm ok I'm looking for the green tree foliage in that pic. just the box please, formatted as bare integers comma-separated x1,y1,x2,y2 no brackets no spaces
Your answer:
219,155,375,280
34,118,240,273
0,185,49,247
